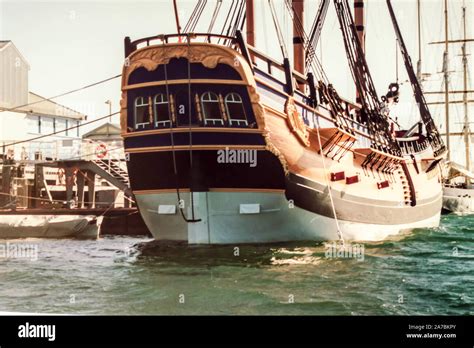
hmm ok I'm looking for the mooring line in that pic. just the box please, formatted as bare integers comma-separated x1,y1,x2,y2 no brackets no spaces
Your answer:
311,111,345,245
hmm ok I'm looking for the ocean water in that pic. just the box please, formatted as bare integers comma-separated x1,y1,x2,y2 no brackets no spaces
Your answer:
0,214,472,315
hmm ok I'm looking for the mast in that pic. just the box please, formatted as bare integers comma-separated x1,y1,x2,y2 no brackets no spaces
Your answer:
462,3,471,183
292,0,305,90
443,0,451,161
416,0,422,80
246,0,255,47
386,0,445,157
354,0,365,51
172,0,182,37
354,0,365,103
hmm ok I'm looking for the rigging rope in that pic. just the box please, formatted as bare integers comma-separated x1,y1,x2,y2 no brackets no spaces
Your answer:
230,0,246,38
2,111,120,149
183,1,201,33
207,0,223,33
282,0,328,83
334,0,400,156
186,36,200,222
223,0,239,37
219,0,245,45
268,0,289,59
162,36,200,223
0,192,135,207
164,55,189,223
305,0,330,74
260,0,270,53
183,0,207,33
0,74,121,114
219,0,235,38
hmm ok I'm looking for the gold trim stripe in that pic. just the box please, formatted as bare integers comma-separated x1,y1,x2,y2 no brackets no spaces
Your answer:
122,127,263,138
126,144,267,154
123,79,248,91
133,188,285,195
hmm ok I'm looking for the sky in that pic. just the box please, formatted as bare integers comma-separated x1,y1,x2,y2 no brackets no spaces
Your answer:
0,0,472,162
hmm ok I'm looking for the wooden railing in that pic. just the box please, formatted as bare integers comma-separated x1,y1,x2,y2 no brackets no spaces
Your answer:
396,137,430,155
247,45,308,88
125,33,237,57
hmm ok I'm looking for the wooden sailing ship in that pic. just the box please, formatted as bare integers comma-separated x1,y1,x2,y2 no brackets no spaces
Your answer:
423,0,474,214
119,0,446,244
441,2,474,214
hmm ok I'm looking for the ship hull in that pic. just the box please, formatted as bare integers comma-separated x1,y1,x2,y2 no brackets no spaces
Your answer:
135,190,441,243
120,40,444,244
443,186,474,214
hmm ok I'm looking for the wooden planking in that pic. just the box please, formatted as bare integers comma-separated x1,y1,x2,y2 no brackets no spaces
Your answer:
123,79,248,91
309,127,356,143
317,127,355,140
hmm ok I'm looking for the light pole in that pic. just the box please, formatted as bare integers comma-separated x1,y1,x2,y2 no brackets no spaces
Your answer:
105,100,112,122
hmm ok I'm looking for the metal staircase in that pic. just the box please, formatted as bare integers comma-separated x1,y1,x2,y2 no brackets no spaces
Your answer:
77,139,132,195
87,159,131,195
93,159,129,186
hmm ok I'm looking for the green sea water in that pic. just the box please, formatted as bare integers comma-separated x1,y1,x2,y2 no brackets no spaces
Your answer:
0,214,472,315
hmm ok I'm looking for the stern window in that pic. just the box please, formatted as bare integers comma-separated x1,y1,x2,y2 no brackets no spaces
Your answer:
225,93,247,126
153,93,171,127
201,92,223,126
134,96,151,129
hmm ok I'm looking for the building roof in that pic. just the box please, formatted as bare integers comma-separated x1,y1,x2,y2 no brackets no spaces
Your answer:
0,40,10,49
0,40,30,69
83,123,122,139
447,161,474,180
7,92,86,120
0,40,83,119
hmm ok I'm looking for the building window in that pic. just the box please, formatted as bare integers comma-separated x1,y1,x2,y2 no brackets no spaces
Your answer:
201,92,223,126
56,118,67,135
153,93,171,127
134,96,151,129
28,116,41,134
225,93,247,126
65,119,69,136
42,117,54,134
76,121,80,137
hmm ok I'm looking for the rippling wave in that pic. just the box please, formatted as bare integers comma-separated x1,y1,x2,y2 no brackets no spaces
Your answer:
0,215,472,315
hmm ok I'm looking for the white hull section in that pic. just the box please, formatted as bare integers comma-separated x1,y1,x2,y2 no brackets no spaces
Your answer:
443,186,474,214
136,192,440,244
